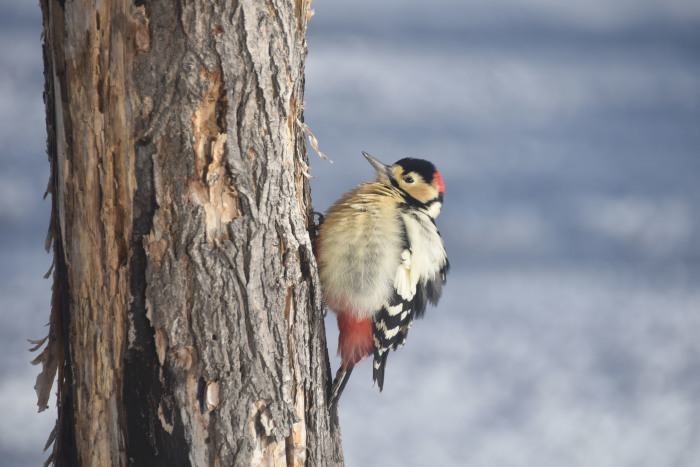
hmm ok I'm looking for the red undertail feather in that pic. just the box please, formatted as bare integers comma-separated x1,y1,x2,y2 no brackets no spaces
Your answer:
336,312,373,370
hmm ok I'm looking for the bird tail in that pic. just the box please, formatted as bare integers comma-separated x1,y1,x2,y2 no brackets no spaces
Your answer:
372,351,390,392
328,365,354,409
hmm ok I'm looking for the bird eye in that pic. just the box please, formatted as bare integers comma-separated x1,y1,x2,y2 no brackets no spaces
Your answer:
403,176,415,183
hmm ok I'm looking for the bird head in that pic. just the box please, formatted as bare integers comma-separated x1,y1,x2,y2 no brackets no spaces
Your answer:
362,151,445,213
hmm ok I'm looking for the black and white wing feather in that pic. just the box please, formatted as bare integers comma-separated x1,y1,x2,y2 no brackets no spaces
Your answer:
371,210,449,390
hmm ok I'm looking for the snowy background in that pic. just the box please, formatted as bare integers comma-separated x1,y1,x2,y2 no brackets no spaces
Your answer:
1,0,699,466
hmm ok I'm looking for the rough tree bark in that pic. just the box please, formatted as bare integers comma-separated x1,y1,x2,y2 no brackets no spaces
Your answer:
33,0,344,465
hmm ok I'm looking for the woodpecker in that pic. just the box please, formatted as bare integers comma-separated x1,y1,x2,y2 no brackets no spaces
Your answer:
316,151,449,408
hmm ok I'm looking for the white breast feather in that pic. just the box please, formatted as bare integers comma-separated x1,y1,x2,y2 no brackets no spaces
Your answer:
319,191,404,318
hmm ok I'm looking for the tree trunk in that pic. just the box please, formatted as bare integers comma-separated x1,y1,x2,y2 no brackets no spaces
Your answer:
34,0,344,465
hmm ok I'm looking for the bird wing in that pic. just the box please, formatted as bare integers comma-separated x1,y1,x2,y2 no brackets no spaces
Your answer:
371,212,449,390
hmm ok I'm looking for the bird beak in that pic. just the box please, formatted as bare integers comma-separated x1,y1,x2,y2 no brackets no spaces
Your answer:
362,151,393,182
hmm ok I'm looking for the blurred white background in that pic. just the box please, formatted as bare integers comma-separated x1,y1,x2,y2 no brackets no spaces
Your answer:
1,0,699,465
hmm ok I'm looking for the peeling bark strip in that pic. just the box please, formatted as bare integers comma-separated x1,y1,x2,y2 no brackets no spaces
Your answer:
36,0,344,465
37,0,135,465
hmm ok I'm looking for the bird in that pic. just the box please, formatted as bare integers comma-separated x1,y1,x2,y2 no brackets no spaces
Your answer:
315,151,449,408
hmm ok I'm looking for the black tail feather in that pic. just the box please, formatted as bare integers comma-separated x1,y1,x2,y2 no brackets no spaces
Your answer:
372,352,390,392
328,366,354,409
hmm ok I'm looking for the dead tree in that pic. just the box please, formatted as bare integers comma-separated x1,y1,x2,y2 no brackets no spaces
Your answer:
32,0,344,465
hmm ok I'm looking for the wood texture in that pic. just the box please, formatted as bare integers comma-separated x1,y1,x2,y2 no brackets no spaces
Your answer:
36,0,344,465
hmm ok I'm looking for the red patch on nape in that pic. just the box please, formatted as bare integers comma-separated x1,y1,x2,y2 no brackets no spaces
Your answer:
433,171,445,195
336,313,373,370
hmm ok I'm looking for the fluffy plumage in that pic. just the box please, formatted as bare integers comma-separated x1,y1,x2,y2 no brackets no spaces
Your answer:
316,152,449,408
